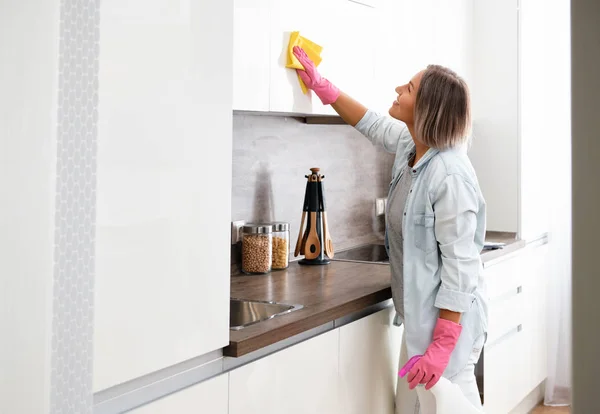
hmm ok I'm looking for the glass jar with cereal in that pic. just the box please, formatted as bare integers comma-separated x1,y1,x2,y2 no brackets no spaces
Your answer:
241,224,273,275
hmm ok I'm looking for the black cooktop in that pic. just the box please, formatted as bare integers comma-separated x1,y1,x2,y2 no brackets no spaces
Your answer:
331,243,389,264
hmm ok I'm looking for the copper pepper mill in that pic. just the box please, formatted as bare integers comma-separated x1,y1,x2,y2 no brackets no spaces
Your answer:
294,168,334,265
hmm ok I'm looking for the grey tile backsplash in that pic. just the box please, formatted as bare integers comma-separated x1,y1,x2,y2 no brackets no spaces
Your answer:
231,114,394,266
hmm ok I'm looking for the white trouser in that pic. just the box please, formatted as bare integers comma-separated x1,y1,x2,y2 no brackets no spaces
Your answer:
395,335,485,414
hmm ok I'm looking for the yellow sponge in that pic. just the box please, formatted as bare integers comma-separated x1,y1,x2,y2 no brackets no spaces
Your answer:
285,31,323,94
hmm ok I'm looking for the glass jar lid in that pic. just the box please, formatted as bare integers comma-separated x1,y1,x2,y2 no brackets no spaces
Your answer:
242,223,273,234
271,222,290,232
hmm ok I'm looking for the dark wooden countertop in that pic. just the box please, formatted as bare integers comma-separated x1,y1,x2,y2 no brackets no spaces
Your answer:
226,260,392,357
225,231,525,358
481,231,527,264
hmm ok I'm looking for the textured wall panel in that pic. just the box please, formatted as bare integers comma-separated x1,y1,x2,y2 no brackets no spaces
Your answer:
51,1,100,413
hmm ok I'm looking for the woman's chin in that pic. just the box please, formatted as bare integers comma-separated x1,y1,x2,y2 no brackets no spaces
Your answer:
388,107,402,121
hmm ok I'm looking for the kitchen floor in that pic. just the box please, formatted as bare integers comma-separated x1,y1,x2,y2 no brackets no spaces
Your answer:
531,405,570,413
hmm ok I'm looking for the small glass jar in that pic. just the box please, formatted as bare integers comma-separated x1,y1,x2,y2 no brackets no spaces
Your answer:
241,224,273,275
271,222,290,270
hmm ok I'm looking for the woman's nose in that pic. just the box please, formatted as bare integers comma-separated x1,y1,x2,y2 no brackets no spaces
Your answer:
395,86,402,94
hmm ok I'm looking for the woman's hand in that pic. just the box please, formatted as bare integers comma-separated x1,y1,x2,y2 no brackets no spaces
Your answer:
293,46,340,105
398,318,463,390
293,46,368,126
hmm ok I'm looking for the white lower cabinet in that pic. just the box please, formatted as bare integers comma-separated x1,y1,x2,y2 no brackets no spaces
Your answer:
224,245,548,414
228,307,401,414
338,307,402,414
484,324,528,414
483,244,549,414
228,329,340,414
129,374,228,414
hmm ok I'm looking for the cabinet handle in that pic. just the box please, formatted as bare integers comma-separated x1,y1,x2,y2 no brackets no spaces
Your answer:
491,285,524,303
486,323,523,349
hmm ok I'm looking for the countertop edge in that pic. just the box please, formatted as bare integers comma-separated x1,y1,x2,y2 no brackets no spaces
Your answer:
481,239,527,265
224,287,392,357
482,233,549,267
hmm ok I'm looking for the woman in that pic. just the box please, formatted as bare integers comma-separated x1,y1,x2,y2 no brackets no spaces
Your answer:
293,46,488,413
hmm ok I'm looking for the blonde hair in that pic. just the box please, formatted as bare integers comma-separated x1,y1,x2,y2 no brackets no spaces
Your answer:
414,65,471,150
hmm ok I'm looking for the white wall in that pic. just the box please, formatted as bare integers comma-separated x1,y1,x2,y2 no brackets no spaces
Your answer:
571,0,600,412
0,0,60,413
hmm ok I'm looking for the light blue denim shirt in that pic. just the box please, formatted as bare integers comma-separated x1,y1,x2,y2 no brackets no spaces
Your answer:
355,110,489,379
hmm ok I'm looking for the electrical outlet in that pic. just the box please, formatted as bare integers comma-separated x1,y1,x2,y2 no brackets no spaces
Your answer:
375,198,387,216
231,220,246,245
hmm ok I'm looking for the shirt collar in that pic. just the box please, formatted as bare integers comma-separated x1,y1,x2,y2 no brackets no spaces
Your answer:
406,147,439,174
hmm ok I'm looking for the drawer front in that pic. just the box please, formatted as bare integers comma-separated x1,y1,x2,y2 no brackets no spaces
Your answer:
484,325,527,414
484,253,527,344
484,253,524,300
487,283,525,345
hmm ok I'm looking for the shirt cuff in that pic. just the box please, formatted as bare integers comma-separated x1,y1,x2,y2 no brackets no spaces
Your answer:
435,286,476,313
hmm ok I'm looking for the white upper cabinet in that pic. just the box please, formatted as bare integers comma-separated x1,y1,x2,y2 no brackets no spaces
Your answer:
470,0,519,234
432,0,473,82
94,0,232,391
373,0,473,115
269,0,381,115
325,0,377,110
469,0,551,239
233,0,381,115
517,0,553,241
268,0,337,115
233,0,475,116
233,0,270,111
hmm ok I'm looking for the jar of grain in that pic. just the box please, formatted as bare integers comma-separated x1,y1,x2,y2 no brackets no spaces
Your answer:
271,222,290,270
241,224,273,275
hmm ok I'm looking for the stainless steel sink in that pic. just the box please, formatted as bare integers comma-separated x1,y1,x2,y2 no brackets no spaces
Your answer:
230,298,304,330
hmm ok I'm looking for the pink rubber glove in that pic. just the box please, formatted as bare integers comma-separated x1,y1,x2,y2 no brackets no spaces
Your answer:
292,46,340,105
398,318,463,390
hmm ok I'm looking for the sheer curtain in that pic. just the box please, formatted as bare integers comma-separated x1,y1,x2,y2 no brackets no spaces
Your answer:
545,187,572,406
543,0,572,406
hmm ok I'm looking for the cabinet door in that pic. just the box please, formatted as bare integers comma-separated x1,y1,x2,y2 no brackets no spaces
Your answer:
373,0,439,115
338,307,402,414
519,0,551,240
432,0,472,81
470,0,519,233
484,326,528,414
269,0,381,116
485,254,526,345
268,0,338,115
229,329,340,414
484,255,528,414
483,246,549,414
94,0,232,391
233,0,270,111
325,0,377,109
128,374,228,414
